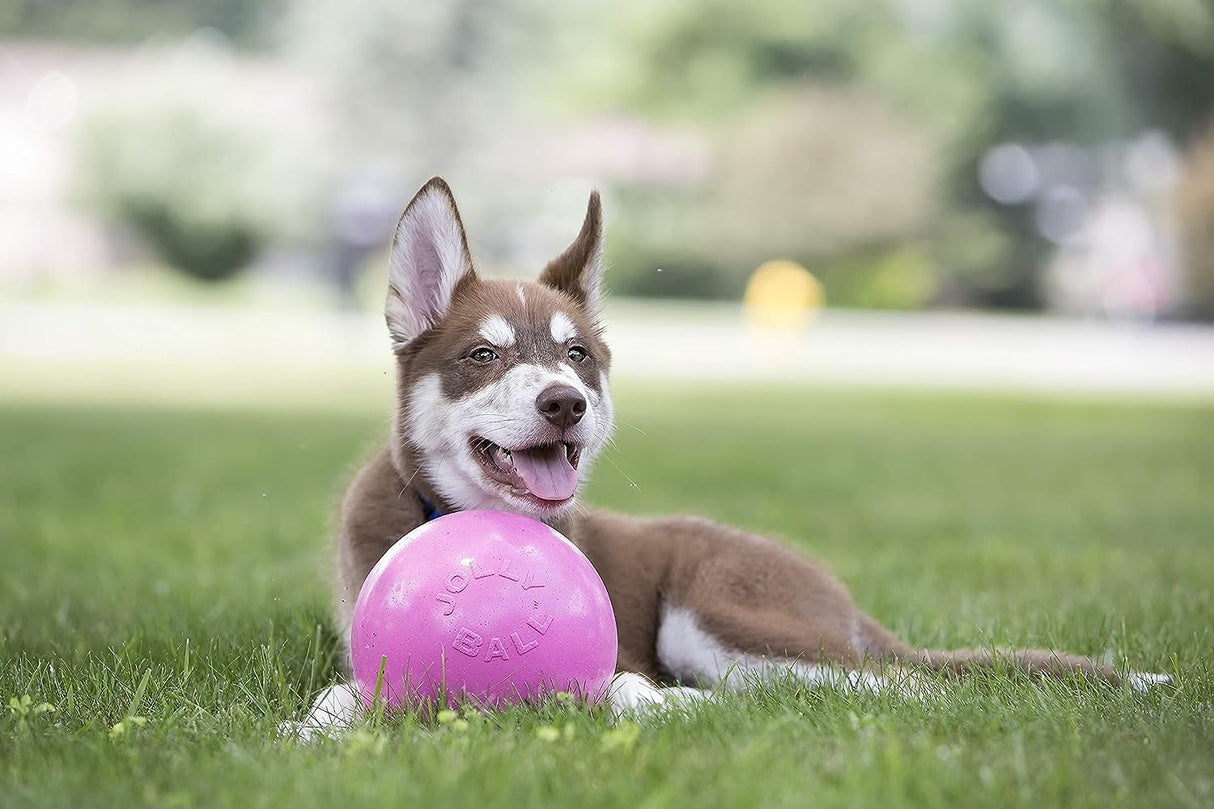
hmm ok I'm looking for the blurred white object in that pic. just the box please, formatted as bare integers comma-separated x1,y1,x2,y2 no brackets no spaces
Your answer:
980,132,1183,322
979,143,1040,205
1045,191,1179,323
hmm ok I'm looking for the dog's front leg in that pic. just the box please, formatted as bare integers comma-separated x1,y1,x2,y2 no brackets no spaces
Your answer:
279,683,363,741
281,672,708,740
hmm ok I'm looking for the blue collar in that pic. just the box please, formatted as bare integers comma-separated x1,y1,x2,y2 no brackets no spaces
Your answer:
417,491,445,522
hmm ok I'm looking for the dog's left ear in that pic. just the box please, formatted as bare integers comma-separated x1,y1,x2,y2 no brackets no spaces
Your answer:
538,191,604,314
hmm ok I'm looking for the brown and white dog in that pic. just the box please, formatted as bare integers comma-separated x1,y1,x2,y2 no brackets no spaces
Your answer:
289,177,1167,736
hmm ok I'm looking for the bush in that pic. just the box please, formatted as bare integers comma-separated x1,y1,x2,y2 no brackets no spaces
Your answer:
121,203,260,283
73,42,322,282
823,247,938,310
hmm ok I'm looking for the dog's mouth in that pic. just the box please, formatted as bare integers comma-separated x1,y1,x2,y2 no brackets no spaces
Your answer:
470,437,582,506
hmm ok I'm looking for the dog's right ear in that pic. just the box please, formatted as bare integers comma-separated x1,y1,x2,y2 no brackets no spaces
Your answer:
538,191,604,315
385,177,475,350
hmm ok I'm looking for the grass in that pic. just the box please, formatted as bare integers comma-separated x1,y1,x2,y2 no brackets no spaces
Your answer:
1,387,1211,808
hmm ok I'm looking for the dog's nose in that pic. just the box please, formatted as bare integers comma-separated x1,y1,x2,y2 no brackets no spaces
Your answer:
536,384,586,429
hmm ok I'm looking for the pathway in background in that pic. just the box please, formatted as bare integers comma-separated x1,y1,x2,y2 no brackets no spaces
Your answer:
2,300,1211,407
606,302,1214,396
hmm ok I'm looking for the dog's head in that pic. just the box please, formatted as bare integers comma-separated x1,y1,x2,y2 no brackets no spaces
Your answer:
385,177,614,521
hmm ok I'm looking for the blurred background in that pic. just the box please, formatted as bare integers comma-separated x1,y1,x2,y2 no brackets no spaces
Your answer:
2,0,1213,403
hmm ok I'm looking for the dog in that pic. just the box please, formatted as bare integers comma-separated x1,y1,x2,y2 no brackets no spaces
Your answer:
287,177,1168,737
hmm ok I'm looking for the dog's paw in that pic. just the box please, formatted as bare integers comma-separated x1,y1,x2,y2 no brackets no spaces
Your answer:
1126,671,1172,693
278,683,363,742
607,672,711,720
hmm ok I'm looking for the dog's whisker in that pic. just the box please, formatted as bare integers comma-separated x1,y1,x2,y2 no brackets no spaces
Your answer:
601,454,641,491
399,463,424,496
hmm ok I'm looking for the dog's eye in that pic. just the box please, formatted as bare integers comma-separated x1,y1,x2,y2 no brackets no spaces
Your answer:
568,345,588,363
469,347,498,364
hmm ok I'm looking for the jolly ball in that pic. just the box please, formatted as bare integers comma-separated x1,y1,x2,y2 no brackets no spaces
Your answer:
349,509,618,709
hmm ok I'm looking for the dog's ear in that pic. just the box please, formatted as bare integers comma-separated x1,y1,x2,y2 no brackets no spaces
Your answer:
385,177,476,350
538,191,604,314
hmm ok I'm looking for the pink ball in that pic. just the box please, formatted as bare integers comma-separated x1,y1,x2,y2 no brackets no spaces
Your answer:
349,510,618,709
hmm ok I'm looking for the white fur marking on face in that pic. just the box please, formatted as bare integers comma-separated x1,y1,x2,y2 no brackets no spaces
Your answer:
656,605,923,697
479,315,516,347
405,364,613,519
550,312,577,344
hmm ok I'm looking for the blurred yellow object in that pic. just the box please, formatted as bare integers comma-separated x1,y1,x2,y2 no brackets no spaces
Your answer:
743,260,823,330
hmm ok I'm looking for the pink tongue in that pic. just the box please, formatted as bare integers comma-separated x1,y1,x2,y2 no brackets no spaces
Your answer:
511,444,579,501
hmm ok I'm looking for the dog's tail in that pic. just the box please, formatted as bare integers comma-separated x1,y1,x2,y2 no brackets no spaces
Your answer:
901,647,1170,692
901,647,1122,684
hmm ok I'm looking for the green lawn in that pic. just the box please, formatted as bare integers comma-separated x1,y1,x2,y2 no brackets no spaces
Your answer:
2,388,1211,808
